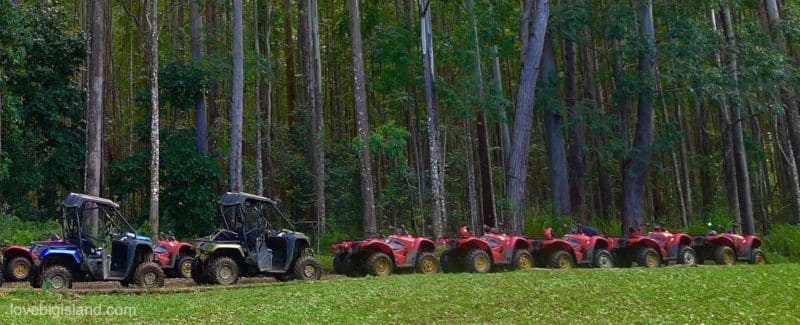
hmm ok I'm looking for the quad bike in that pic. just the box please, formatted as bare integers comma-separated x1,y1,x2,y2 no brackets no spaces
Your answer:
28,193,165,290
2,245,36,282
440,225,533,273
154,233,196,278
611,226,664,268
329,225,439,277
645,223,697,266
191,192,322,285
527,224,615,269
692,223,766,265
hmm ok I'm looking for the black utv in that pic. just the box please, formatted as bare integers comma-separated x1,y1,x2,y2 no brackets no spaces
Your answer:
28,193,165,290
191,192,322,285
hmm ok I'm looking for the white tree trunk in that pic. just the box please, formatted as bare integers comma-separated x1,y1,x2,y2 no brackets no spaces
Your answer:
148,0,160,240
230,0,244,192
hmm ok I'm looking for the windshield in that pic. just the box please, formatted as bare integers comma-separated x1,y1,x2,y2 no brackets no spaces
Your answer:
62,203,136,239
218,200,292,233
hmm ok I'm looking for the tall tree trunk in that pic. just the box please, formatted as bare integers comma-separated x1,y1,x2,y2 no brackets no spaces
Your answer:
283,0,297,125
466,0,497,226
562,25,584,220
255,0,264,196
541,38,570,217
348,0,377,236
148,0,161,240
711,8,741,226
85,0,105,234
265,0,275,196
507,0,550,235
190,0,207,155
300,0,326,233
692,88,714,216
418,0,446,239
230,0,244,192
720,4,755,235
463,119,479,232
621,0,656,235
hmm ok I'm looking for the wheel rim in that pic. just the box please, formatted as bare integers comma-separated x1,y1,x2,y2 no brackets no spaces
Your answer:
143,272,157,286
219,265,232,280
475,255,489,271
376,258,390,275
598,255,612,268
14,263,29,278
519,255,532,269
724,251,734,265
421,258,436,274
181,260,193,277
50,275,65,289
303,264,316,278
559,255,571,269
646,253,658,267
755,253,766,265
683,251,695,265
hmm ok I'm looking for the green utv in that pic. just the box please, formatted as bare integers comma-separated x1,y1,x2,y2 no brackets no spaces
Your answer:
191,192,322,285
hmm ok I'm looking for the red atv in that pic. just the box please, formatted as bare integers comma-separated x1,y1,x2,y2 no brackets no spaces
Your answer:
528,225,615,269
613,224,696,268
329,226,439,277
440,225,533,273
692,223,766,265
1,245,37,282
154,233,196,278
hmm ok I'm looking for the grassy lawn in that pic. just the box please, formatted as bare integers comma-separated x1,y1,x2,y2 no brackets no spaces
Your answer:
0,264,798,324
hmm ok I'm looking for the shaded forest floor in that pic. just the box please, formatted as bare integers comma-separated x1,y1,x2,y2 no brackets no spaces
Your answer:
0,264,797,323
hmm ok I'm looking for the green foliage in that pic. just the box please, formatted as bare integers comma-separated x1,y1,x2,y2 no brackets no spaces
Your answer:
158,60,210,112
0,214,60,245
0,3,86,219
111,130,221,238
1,265,798,323
763,224,800,263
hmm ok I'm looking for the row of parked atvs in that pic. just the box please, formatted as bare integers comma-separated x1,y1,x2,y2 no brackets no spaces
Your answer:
1,191,323,290
330,223,767,276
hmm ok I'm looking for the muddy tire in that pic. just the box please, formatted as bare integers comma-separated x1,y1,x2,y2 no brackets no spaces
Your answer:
343,254,363,277
333,253,348,274
440,250,460,273
209,256,240,285
5,256,33,281
512,249,534,270
366,252,393,277
465,249,491,273
678,245,697,266
593,249,614,268
636,247,661,268
713,245,736,265
293,255,322,281
41,265,72,291
750,248,767,265
29,267,42,288
175,256,194,278
415,251,439,274
548,250,575,269
133,262,165,288
191,258,209,285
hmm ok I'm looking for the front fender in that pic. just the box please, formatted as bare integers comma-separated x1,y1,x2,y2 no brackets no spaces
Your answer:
40,249,81,266
360,241,393,257
199,243,245,258
2,246,36,261
457,238,491,252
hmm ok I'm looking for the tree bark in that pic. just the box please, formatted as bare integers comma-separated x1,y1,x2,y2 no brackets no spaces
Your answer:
507,0,550,235
562,26,584,220
255,0,264,196
720,4,755,235
418,0,446,239
230,0,244,192
541,37,570,217
466,0,497,226
85,0,105,234
463,119,479,232
621,0,656,235
148,0,160,240
348,0,377,236
300,0,326,233
283,0,297,125
190,0,207,155
265,0,275,196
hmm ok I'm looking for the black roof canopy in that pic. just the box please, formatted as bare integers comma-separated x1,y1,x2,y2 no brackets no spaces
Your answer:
62,193,120,209
218,192,277,206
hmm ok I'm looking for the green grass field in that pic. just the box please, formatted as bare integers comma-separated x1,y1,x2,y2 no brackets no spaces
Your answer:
0,264,798,324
